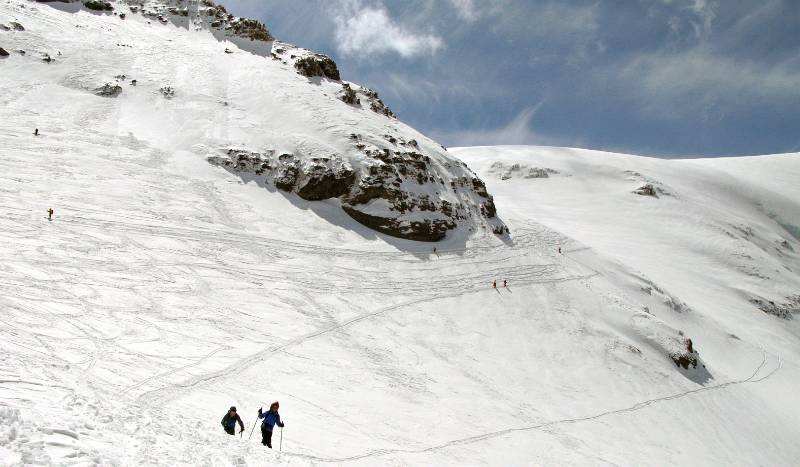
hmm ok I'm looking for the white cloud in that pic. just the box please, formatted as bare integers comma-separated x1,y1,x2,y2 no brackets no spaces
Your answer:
333,1,444,59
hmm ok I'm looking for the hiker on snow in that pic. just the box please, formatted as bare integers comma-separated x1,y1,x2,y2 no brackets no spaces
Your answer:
47,208,54,221
258,402,285,448
221,406,244,436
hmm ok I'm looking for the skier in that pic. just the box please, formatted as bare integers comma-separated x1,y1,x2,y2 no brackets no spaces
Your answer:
34,128,39,136
257,402,285,448
492,280,496,289
503,279,507,287
558,247,562,254
47,208,54,221
220,406,244,436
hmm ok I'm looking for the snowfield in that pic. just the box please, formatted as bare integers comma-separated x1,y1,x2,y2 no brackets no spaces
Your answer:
2,1,800,466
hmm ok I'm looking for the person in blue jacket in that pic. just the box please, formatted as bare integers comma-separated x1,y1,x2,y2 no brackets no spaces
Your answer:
258,401,285,448
221,406,244,436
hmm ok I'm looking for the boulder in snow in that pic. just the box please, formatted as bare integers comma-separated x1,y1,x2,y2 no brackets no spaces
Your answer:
95,83,122,97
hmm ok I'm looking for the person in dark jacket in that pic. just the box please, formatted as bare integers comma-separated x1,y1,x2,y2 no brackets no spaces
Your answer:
221,406,244,436
257,402,285,448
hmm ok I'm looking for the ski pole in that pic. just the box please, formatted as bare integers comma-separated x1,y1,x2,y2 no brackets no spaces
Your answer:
248,418,258,440
280,426,283,452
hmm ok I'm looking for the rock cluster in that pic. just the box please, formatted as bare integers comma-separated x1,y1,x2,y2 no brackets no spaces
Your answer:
750,295,800,320
633,183,658,197
294,55,341,81
489,162,559,180
95,83,122,97
335,83,395,118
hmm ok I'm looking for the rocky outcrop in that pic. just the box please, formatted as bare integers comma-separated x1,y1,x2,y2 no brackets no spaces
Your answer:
228,18,272,42
671,338,698,369
294,55,341,81
361,88,395,118
633,183,657,197
209,143,504,242
84,0,112,11
750,295,800,320
95,83,122,97
340,83,359,105
0,47,9,58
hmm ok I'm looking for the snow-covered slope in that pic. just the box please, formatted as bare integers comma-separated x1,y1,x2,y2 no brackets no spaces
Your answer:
0,0,505,243
2,1,800,466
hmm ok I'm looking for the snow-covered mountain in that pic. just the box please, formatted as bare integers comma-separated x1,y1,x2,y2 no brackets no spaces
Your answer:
2,1,800,466
1,0,506,243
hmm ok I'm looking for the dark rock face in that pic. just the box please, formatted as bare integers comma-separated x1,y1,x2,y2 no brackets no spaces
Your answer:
83,0,113,11
274,165,299,191
10,22,25,31
95,83,122,97
0,47,9,58
294,55,341,81
297,165,355,201
342,205,454,242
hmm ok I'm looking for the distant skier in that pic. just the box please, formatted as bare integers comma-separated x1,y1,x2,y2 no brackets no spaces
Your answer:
34,128,39,136
47,208,54,221
558,247,562,254
492,280,496,289
257,402,285,448
503,279,507,287
221,406,244,436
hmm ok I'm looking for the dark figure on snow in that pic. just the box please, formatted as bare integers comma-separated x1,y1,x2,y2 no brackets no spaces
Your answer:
34,128,39,136
47,208,54,221
503,279,507,287
558,247,562,254
492,280,496,289
221,406,244,435
258,402,285,448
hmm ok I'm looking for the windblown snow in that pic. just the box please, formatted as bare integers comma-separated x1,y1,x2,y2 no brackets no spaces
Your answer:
2,1,800,466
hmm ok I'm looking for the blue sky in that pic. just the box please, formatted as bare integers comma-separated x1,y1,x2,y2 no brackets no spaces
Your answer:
223,0,800,157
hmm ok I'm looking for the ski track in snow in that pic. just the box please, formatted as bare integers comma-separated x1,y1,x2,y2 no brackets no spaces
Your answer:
283,350,782,463
2,2,800,465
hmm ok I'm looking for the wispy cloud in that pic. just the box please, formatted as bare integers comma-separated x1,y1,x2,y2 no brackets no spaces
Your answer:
333,1,444,59
449,0,479,22
612,47,800,120
432,105,562,148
